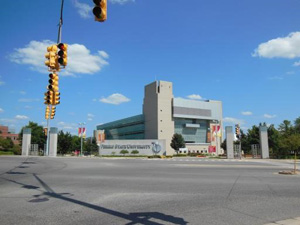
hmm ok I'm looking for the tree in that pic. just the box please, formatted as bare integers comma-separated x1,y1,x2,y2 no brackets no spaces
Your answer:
131,150,139,155
84,137,99,155
120,149,129,156
19,121,45,150
170,133,185,154
57,130,73,155
267,124,281,157
279,133,300,158
0,137,14,151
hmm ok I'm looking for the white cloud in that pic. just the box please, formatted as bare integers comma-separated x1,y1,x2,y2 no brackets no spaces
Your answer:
0,118,16,124
9,40,109,76
20,91,26,95
268,76,283,80
87,113,94,117
87,113,94,121
18,98,39,102
0,76,5,86
223,117,245,125
187,94,202,100
252,32,300,58
294,61,300,66
24,105,32,109
109,0,135,4
264,114,276,119
0,108,4,113
241,111,252,116
15,115,29,120
74,0,92,19
57,122,78,130
100,93,130,105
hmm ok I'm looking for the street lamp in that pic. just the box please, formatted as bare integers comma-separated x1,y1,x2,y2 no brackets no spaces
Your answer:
78,122,86,156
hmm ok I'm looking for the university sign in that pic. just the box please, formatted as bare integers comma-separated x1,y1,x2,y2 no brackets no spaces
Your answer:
99,140,166,156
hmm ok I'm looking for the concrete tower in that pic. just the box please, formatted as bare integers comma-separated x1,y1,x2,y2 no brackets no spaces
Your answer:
143,81,175,155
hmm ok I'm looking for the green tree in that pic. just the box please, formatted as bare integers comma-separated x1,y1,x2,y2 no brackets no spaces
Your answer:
0,137,14,151
279,133,300,158
278,120,293,136
267,124,281,157
19,121,45,150
293,117,300,134
120,149,129,156
131,150,139,155
170,133,185,154
57,130,73,155
71,135,81,153
84,137,99,155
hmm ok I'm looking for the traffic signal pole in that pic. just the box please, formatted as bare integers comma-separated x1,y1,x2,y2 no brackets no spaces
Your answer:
57,0,64,44
45,0,64,156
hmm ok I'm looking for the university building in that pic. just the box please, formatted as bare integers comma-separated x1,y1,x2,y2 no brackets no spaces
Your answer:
96,80,223,156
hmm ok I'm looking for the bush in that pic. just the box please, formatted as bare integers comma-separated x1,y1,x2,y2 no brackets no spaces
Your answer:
131,150,139,155
173,154,187,157
120,150,129,156
148,155,162,159
0,151,14,155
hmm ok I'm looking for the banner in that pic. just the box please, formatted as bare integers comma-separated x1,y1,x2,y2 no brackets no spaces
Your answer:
211,125,221,141
78,127,86,138
96,130,105,144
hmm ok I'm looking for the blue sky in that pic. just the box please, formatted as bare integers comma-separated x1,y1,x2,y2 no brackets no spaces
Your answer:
0,0,300,137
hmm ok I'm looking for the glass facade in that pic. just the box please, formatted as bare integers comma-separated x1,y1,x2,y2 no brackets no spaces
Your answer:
174,118,208,143
97,114,145,140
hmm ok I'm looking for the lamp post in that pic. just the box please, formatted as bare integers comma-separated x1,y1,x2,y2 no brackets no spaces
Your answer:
78,122,85,156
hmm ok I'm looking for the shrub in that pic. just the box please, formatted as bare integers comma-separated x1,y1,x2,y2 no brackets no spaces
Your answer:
120,149,129,156
131,150,139,155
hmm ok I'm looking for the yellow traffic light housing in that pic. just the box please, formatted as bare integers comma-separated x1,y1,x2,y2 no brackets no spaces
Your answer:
44,90,53,105
50,106,56,119
57,43,68,67
43,127,48,136
93,0,107,22
45,105,50,119
47,73,59,92
52,92,60,105
45,45,58,69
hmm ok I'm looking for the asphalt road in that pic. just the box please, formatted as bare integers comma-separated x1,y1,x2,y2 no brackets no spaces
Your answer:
0,156,299,225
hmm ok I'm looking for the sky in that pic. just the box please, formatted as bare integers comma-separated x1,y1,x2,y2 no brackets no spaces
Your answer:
0,0,300,137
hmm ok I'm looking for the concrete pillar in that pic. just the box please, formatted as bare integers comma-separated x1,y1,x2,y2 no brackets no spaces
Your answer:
259,126,269,159
49,127,58,157
226,126,234,159
21,128,31,156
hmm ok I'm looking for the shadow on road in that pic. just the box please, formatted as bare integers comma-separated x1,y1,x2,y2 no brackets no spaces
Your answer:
2,173,188,225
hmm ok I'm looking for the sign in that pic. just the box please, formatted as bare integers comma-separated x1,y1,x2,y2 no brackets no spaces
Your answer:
96,130,105,144
78,127,86,138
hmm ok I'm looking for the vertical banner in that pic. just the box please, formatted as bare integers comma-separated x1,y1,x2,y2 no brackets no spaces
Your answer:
82,127,86,139
96,130,105,144
78,127,86,138
211,125,221,142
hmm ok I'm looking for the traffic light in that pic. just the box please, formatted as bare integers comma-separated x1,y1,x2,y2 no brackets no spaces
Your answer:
45,106,50,119
44,90,53,105
52,91,60,105
93,0,107,22
45,45,58,69
235,124,240,139
50,106,56,119
43,127,48,136
47,73,59,92
57,43,68,67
